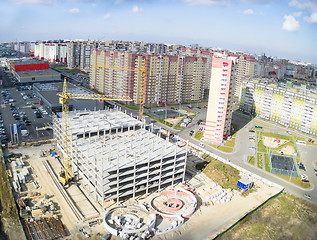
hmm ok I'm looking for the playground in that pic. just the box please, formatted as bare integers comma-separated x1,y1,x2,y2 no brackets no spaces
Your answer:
262,136,296,155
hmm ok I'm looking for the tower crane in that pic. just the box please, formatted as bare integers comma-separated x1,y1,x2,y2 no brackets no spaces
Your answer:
57,77,132,185
92,58,146,122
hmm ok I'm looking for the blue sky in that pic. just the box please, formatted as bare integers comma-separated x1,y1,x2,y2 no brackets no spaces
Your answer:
0,0,316,64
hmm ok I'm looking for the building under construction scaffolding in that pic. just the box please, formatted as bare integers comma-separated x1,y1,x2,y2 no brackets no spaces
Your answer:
53,109,188,205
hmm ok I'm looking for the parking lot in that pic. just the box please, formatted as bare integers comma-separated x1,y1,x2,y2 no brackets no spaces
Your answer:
0,86,53,144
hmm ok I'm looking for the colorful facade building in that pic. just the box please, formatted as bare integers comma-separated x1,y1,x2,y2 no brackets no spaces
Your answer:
240,79,317,136
89,49,208,105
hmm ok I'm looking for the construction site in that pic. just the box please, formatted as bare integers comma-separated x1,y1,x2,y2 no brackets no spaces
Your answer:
2,108,284,240
0,79,283,240
53,108,188,206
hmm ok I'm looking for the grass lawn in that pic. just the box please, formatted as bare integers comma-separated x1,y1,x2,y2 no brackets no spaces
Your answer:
264,153,270,172
196,155,240,190
248,156,255,165
195,132,204,140
224,138,235,148
218,192,317,240
257,141,266,152
257,153,263,169
274,174,311,188
295,136,306,142
217,146,234,153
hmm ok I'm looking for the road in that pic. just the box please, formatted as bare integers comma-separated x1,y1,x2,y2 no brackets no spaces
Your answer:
117,103,317,205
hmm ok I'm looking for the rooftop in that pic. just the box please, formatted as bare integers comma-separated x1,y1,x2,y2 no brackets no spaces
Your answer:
12,58,48,65
59,110,186,171
16,68,60,78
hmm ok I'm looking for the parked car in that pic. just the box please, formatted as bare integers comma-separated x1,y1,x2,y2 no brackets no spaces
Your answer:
199,143,205,148
304,194,311,200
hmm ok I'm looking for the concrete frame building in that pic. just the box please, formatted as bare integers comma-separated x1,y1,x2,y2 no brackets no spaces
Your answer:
240,79,317,136
90,49,208,105
53,109,188,204
204,55,235,144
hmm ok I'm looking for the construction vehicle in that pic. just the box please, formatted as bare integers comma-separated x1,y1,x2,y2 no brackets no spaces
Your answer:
91,58,146,122
57,77,132,185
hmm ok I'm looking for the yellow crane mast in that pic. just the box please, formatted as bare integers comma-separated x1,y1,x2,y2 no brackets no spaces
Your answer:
92,58,146,122
57,77,132,185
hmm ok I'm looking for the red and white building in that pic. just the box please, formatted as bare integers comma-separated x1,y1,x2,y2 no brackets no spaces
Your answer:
34,41,67,63
204,55,236,144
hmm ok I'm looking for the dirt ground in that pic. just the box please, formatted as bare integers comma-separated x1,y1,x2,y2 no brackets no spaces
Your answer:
7,143,106,240
151,173,282,240
278,144,296,155
262,136,296,155
165,117,182,125
7,143,283,240
262,136,288,149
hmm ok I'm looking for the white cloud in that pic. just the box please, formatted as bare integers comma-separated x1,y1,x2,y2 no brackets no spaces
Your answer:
293,11,302,17
104,13,111,20
243,9,254,15
69,8,80,13
132,5,143,13
182,0,230,6
282,15,300,31
289,0,317,24
304,12,317,23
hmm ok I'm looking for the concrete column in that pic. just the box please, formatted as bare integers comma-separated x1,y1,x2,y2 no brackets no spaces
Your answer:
158,138,164,191
172,135,178,186
116,155,120,205
146,148,151,194
182,142,188,183
133,153,136,200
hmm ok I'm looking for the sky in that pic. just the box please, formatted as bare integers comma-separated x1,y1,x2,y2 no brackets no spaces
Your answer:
0,0,316,64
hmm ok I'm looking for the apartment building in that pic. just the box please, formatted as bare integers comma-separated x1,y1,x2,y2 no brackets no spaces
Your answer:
233,55,255,97
89,49,208,105
240,79,317,136
67,41,97,71
204,55,235,144
34,41,67,63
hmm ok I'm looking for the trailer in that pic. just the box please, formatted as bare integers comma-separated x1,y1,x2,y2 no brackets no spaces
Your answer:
237,178,254,191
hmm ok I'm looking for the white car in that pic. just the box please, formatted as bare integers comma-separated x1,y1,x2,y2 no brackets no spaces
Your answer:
199,143,205,148
304,194,311,200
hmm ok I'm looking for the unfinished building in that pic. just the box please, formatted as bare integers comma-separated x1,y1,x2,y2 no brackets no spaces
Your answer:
53,109,188,206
